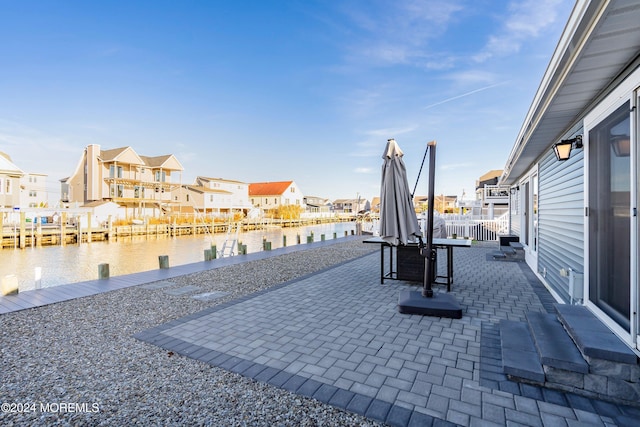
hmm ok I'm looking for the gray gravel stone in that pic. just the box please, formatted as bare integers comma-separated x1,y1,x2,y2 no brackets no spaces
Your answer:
0,238,383,426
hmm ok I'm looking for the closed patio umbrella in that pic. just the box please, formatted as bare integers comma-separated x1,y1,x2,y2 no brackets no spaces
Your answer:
379,139,422,246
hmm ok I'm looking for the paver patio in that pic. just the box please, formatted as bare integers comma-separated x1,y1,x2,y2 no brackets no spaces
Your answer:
135,243,640,426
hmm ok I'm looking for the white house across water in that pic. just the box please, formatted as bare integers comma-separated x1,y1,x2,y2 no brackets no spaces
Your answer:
501,0,640,352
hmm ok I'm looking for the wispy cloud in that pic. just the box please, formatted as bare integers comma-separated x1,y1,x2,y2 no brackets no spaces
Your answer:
473,0,566,62
354,167,374,174
439,162,474,171
339,0,464,67
424,81,508,110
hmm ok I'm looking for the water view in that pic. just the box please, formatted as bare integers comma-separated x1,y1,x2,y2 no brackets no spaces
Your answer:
1,222,356,292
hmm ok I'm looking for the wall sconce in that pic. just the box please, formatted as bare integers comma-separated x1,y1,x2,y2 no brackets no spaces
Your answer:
611,135,630,157
553,135,583,161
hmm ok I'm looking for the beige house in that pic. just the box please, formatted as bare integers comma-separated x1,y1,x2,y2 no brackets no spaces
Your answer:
61,144,184,218
0,151,23,209
0,152,49,209
176,176,252,215
249,181,304,209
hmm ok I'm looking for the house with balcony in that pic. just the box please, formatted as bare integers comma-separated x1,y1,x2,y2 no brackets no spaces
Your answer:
61,144,184,218
249,181,304,209
303,195,332,215
475,169,509,218
333,198,370,215
176,176,252,216
498,0,640,399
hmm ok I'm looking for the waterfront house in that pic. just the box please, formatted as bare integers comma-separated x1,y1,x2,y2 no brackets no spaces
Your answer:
370,197,380,213
20,173,48,208
249,181,305,209
176,176,252,216
0,153,47,210
333,198,370,215
476,170,509,218
0,152,23,209
62,144,184,218
500,0,640,352
303,195,332,215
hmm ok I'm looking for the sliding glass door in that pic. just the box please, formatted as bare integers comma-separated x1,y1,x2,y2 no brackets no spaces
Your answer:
588,102,631,331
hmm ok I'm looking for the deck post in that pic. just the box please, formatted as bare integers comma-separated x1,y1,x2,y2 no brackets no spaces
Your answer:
61,212,67,246
19,212,26,249
87,212,92,243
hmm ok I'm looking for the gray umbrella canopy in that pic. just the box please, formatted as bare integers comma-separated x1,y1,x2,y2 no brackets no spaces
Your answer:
379,139,422,246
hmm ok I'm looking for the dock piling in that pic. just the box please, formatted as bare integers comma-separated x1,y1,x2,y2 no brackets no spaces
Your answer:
158,255,170,269
98,263,110,279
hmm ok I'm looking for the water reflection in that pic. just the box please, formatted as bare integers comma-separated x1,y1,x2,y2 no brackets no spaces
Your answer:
1,222,356,291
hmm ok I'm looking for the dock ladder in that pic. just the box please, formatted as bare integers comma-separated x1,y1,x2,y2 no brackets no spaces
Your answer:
218,222,240,257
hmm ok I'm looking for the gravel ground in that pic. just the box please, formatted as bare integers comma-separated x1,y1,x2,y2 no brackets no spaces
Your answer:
0,237,384,426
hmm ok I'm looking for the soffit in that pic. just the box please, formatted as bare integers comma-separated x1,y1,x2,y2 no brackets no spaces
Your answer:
502,0,640,184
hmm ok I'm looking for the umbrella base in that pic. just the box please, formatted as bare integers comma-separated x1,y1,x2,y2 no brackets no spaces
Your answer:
397,290,462,319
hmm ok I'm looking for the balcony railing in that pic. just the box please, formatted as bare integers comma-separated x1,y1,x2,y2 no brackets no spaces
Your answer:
483,184,510,203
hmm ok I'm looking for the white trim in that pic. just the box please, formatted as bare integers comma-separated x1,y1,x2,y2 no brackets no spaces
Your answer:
583,66,640,349
519,165,539,271
633,87,639,350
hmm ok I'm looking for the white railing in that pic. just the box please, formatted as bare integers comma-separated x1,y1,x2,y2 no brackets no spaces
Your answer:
483,184,510,202
441,213,509,241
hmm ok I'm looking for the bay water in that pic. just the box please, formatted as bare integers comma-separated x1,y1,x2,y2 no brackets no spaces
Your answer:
0,222,356,292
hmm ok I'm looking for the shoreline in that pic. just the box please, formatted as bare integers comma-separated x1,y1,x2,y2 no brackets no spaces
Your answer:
0,237,382,426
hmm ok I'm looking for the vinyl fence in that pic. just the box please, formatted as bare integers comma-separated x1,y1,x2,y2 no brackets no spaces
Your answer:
439,214,509,241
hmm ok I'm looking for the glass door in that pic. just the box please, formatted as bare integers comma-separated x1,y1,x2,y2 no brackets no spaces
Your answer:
588,102,631,332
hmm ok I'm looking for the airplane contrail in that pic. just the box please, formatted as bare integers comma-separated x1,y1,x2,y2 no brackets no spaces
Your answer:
423,81,509,110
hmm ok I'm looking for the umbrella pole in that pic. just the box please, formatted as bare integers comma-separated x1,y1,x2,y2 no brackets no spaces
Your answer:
422,141,437,298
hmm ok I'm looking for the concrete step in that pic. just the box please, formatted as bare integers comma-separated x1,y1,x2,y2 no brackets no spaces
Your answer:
509,241,524,250
500,245,515,255
525,312,589,373
554,304,638,365
499,319,545,383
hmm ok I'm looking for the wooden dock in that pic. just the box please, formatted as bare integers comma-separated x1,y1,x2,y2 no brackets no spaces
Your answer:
1,215,355,249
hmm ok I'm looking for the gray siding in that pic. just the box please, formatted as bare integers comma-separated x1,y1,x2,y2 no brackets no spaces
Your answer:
538,148,585,302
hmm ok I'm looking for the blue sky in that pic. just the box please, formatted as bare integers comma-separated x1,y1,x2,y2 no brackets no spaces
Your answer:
0,0,574,203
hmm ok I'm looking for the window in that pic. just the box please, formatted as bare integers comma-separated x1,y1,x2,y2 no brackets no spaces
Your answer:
5,179,11,194
155,171,166,182
134,186,144,198
291,187,295,193
110,184,124,197
0,178,3,194
29,191,37,197
109,165,122,178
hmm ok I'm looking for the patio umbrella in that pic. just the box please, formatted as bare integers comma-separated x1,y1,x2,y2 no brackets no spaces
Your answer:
379,139,422,246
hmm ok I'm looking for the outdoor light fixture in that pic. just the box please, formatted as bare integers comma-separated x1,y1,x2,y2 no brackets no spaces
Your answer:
553,135,583,161
611,135,630,157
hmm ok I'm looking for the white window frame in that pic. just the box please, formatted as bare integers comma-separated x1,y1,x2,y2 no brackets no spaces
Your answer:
583,66,639,349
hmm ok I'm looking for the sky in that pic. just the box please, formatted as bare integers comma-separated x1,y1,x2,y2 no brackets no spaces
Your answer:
0,0,575,204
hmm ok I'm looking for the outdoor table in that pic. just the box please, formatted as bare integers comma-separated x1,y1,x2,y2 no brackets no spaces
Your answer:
363,236,471,291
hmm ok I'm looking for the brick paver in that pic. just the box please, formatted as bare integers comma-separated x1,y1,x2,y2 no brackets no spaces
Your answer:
135,243,640,426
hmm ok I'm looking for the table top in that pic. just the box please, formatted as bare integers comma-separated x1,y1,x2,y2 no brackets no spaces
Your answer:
363,236,472,248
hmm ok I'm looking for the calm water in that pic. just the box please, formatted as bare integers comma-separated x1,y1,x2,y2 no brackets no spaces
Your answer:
1,222,356,292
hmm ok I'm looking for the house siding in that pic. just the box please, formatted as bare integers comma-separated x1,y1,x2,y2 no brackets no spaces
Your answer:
537,147,585,302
